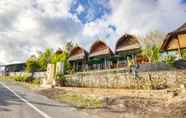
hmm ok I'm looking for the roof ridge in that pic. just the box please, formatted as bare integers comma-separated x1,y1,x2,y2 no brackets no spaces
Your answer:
175,22,186,32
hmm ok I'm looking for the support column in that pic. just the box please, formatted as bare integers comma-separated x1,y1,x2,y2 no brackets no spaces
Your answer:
177,36,182,58
104,58,107,69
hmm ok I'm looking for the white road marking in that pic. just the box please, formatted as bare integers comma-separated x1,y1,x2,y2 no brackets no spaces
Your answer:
0,81,52,118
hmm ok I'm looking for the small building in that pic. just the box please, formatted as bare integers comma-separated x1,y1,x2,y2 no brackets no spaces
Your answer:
89,40,113,70
68,46,88,72
160,23,186,58
5,63,26,74
114,34,141,68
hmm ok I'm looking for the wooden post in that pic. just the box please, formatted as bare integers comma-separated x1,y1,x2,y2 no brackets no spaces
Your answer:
177,35,182,58
104,58,107,69
83,60,85,71
117,57,119,68
73,62,76,72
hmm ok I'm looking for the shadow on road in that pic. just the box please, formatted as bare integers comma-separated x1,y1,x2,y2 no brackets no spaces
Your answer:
0,85,24,112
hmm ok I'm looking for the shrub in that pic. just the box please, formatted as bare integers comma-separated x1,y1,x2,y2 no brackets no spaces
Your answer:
182,49,186,60
32,79,40,85
56,73,66,81
14,75,30,82
26,56,40,73
162,55,176,64
55,73,66,86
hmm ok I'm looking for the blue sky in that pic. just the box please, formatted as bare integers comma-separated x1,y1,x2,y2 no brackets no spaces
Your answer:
70,0,111,24
0,0,186,64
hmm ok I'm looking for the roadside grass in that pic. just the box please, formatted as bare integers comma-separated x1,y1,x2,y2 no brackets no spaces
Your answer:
0,76,40,90
0,76,14,80
38,88,104,109
56,94,103,109
18,81,40,90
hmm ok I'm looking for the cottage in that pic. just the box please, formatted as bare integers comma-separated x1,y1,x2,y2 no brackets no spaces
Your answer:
161,23,186,58
68,46,88,72
114,34,141,68
89,40,113,70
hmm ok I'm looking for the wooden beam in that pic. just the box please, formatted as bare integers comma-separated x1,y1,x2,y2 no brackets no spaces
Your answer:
176,35,182,58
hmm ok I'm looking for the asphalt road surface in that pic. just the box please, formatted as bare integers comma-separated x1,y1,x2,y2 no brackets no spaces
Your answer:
0,80,99,118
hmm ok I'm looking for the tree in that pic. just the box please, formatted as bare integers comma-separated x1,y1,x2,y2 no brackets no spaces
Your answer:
141,31,163,63
141,45,160,63
38,48,53,71
51,51,67,64
51,50,71,74
25,55,40,73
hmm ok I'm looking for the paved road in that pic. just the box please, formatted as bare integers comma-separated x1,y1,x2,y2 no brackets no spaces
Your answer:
0,80,99,118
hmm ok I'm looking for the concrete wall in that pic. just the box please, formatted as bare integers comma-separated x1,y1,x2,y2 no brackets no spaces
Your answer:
65,68,186,89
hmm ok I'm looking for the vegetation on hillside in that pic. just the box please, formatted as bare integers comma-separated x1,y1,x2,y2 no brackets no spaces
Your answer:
25,42,74,73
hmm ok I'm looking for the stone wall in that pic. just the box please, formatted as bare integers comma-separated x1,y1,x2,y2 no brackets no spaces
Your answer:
65,68,186,89
8,72,47,79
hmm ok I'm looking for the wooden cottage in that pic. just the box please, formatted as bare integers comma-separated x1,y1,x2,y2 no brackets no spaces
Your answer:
160,23,186,58
114,34,141,67
89,40,113,70
68,46,88,72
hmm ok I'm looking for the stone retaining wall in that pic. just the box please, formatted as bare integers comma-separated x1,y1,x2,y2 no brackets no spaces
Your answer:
8,72,47,79
65,69,186,89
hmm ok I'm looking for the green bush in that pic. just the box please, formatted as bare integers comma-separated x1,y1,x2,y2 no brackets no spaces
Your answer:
162,55,176,64
14,75,30,82
56,73,66,81
182,49,186,59
32,79,40,85
14,75,41,85
55,73,66,86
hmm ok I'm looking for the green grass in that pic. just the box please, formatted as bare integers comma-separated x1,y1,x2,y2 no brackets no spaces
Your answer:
56,93,104,109
0,76,40,90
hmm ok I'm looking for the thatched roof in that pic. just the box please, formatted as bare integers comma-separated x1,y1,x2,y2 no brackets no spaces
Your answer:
173,23,186,34
160,33,174,51
160,23,186,51
89,40,113,57
115,34,140,52
68,46,87,61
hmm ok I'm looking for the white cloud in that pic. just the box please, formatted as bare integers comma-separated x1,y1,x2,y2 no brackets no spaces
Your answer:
76,4,84,15
0,0,186,64
80,0,186,50
108,0,186,35
0,0,81,64
33,0,72,17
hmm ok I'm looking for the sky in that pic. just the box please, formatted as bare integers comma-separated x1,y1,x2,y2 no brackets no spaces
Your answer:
0,0,186,64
